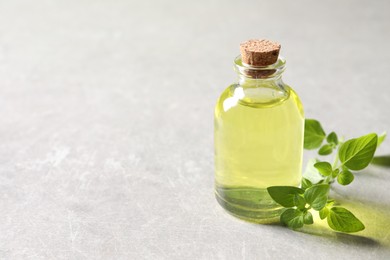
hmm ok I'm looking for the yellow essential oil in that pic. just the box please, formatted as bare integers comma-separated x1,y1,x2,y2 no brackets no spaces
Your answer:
214,40,304,223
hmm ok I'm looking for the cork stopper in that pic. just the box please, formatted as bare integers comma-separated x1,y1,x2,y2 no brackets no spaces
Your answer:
240,39,281,66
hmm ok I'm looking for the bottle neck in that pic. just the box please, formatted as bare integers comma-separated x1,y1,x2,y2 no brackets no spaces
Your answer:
233,56,289,105
238,74,283,88
234,55,286,87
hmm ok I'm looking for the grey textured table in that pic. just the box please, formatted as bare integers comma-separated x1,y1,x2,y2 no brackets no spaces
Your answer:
1,0,390,259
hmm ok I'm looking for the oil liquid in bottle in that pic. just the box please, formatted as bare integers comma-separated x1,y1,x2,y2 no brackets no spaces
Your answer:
214,39,304,223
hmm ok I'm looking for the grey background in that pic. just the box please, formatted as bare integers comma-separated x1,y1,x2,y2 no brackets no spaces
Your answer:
1,0,390,259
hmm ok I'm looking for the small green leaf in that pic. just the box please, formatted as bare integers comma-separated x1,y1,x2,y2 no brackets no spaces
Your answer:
327,207,365,233
326,199,335,207
327,132,338,145
371,155,390,167
303,211,314,224
304,184,330,210
280,209,304,229
318,144,333,155
377,132,386,147
319,207,329,220
304,119,326,150
294,194,306,210
314,162,332,176
338,133,378,170
301,178,313,190
332,168,339,178
337,169,354,186
267,186,304,208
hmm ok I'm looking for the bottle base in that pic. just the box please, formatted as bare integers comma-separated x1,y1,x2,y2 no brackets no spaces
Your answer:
215,186,283,224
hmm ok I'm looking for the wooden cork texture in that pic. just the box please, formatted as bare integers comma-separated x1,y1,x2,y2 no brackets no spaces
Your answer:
240,39,281,66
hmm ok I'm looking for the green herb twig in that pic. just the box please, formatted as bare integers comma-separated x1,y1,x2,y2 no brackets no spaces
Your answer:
267,119,387,233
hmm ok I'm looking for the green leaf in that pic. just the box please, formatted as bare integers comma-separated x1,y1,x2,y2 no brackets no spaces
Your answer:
304,119,326,150
314,162,333,176
326,199,335,207
303,211,314,224
327,132,338,145
337,169,354,186
294,194,306,210
371,155,390,167
331,168,339,178
338,133,378,170
319,207,329,220
304,184,330,210
327,207,365,233
377,132,386,147
318,144,333,155
301,178,313,190
267,186,304,208
280,209,304,229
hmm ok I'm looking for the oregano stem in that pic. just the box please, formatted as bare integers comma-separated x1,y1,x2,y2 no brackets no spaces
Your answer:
332,145,340,170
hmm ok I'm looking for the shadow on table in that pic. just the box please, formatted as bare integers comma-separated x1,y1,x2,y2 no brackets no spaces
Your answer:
220,164,390,249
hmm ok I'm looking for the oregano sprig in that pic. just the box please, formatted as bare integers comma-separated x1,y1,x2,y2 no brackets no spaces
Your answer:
267,119,388,233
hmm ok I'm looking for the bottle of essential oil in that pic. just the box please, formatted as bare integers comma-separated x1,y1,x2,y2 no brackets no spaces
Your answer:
214,39,304,222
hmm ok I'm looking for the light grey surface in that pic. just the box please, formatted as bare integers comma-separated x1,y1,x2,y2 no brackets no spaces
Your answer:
1,0,390,259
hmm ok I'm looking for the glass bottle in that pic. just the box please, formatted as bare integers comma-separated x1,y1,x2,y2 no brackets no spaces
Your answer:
214,40,304,223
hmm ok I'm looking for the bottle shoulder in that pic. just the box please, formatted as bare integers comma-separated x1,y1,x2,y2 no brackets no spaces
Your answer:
215,83,304,118
287,87,304,117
